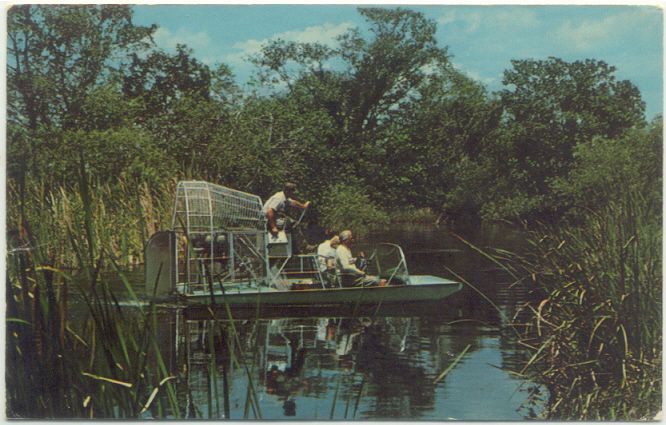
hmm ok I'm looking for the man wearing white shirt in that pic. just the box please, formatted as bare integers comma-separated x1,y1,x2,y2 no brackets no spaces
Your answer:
317,235,340,287
263,182,310,237
335,230,386,287
317,235,340,272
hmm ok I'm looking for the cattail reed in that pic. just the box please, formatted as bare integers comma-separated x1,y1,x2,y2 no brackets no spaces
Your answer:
514,192,661,419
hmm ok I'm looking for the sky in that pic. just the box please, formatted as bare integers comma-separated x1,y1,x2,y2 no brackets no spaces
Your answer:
132,4,664,120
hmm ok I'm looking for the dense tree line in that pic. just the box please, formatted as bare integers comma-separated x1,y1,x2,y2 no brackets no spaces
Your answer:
7,5,661,237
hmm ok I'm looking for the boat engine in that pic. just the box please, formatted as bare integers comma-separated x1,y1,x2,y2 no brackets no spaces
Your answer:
190,232,227,258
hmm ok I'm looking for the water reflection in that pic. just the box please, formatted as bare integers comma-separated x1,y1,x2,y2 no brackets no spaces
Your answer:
141,222,546,420
153,309,544,420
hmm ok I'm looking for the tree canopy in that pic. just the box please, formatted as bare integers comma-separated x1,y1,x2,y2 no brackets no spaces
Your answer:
7,5,658,233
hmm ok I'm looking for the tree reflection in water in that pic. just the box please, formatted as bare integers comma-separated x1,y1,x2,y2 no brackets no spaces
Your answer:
158,311,542,420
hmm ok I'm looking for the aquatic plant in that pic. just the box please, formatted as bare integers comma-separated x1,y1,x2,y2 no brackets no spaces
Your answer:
515,192,661,419
6,230,184,418
6,165,182,418
7,176,175,269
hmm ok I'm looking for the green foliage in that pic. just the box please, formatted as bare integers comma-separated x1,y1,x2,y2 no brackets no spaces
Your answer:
251,7,451,197
388,69,501,212
552,118,662,212
201,94,339,201
390,207,438,223
7,5,155,130
123,45,216,113
6,177,174,269
6,242,180,418
501,58,645,141
121,45,239,178
317,183,389,238
10,5,656,234
80,83,145,131
516,192,661,419
482,57,647,217
7,166,177,418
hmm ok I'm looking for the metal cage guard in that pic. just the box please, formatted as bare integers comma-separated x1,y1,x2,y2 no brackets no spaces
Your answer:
170,181,270,292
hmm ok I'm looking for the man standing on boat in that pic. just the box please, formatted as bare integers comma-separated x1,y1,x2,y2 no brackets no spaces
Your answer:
263,183,310,238
336,230,386,287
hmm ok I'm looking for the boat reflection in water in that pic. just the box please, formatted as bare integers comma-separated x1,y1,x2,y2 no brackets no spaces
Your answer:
153,308,545,420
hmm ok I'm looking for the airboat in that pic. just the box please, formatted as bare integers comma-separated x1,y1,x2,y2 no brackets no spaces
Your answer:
145,181,461,312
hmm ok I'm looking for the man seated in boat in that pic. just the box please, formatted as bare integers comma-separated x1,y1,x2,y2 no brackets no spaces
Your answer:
317,234,340,287
336,230,387,287
263,182,310,238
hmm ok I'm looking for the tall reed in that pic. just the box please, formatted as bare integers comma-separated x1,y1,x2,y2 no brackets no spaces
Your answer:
7,176,176,269
515,191,661,419
6,173,269,419
6,170,181,418
6,248,186,417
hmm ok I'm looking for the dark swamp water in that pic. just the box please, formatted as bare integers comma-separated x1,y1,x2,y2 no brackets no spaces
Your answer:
115,223,547,420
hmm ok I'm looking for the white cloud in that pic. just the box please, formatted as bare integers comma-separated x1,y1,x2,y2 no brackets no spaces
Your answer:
153,27,213,56
493,8,539,29
280,22,354,44
454,62,497,86
554,9,659,53
437,8,538,34
230,39,264,59
227,21,354,64
437,10,457,27
556,19,610,52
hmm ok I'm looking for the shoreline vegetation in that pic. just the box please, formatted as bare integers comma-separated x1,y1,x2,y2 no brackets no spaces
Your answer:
516,193,661,420
7,5,661,420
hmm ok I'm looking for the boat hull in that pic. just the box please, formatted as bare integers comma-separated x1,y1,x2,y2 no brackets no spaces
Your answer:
179,275,462,315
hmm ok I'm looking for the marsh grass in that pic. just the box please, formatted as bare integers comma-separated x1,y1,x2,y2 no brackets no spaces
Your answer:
390,207,439,224
7,177,175,269
6,233,185,417
6,174,282,419
450,191,661,419
6,170,184,418
511,192,661,419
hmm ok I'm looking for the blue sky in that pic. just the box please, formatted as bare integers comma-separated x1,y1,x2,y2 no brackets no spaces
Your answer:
133,5,663,120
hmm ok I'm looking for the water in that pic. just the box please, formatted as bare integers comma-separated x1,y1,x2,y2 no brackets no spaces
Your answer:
141,222,546,420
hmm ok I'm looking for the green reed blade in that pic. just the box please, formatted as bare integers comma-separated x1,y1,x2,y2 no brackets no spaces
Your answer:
444,266,520,338
433,344,471,384
352,376,365,419
450,232,520,281
218,304,263,419
330,374,342,420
